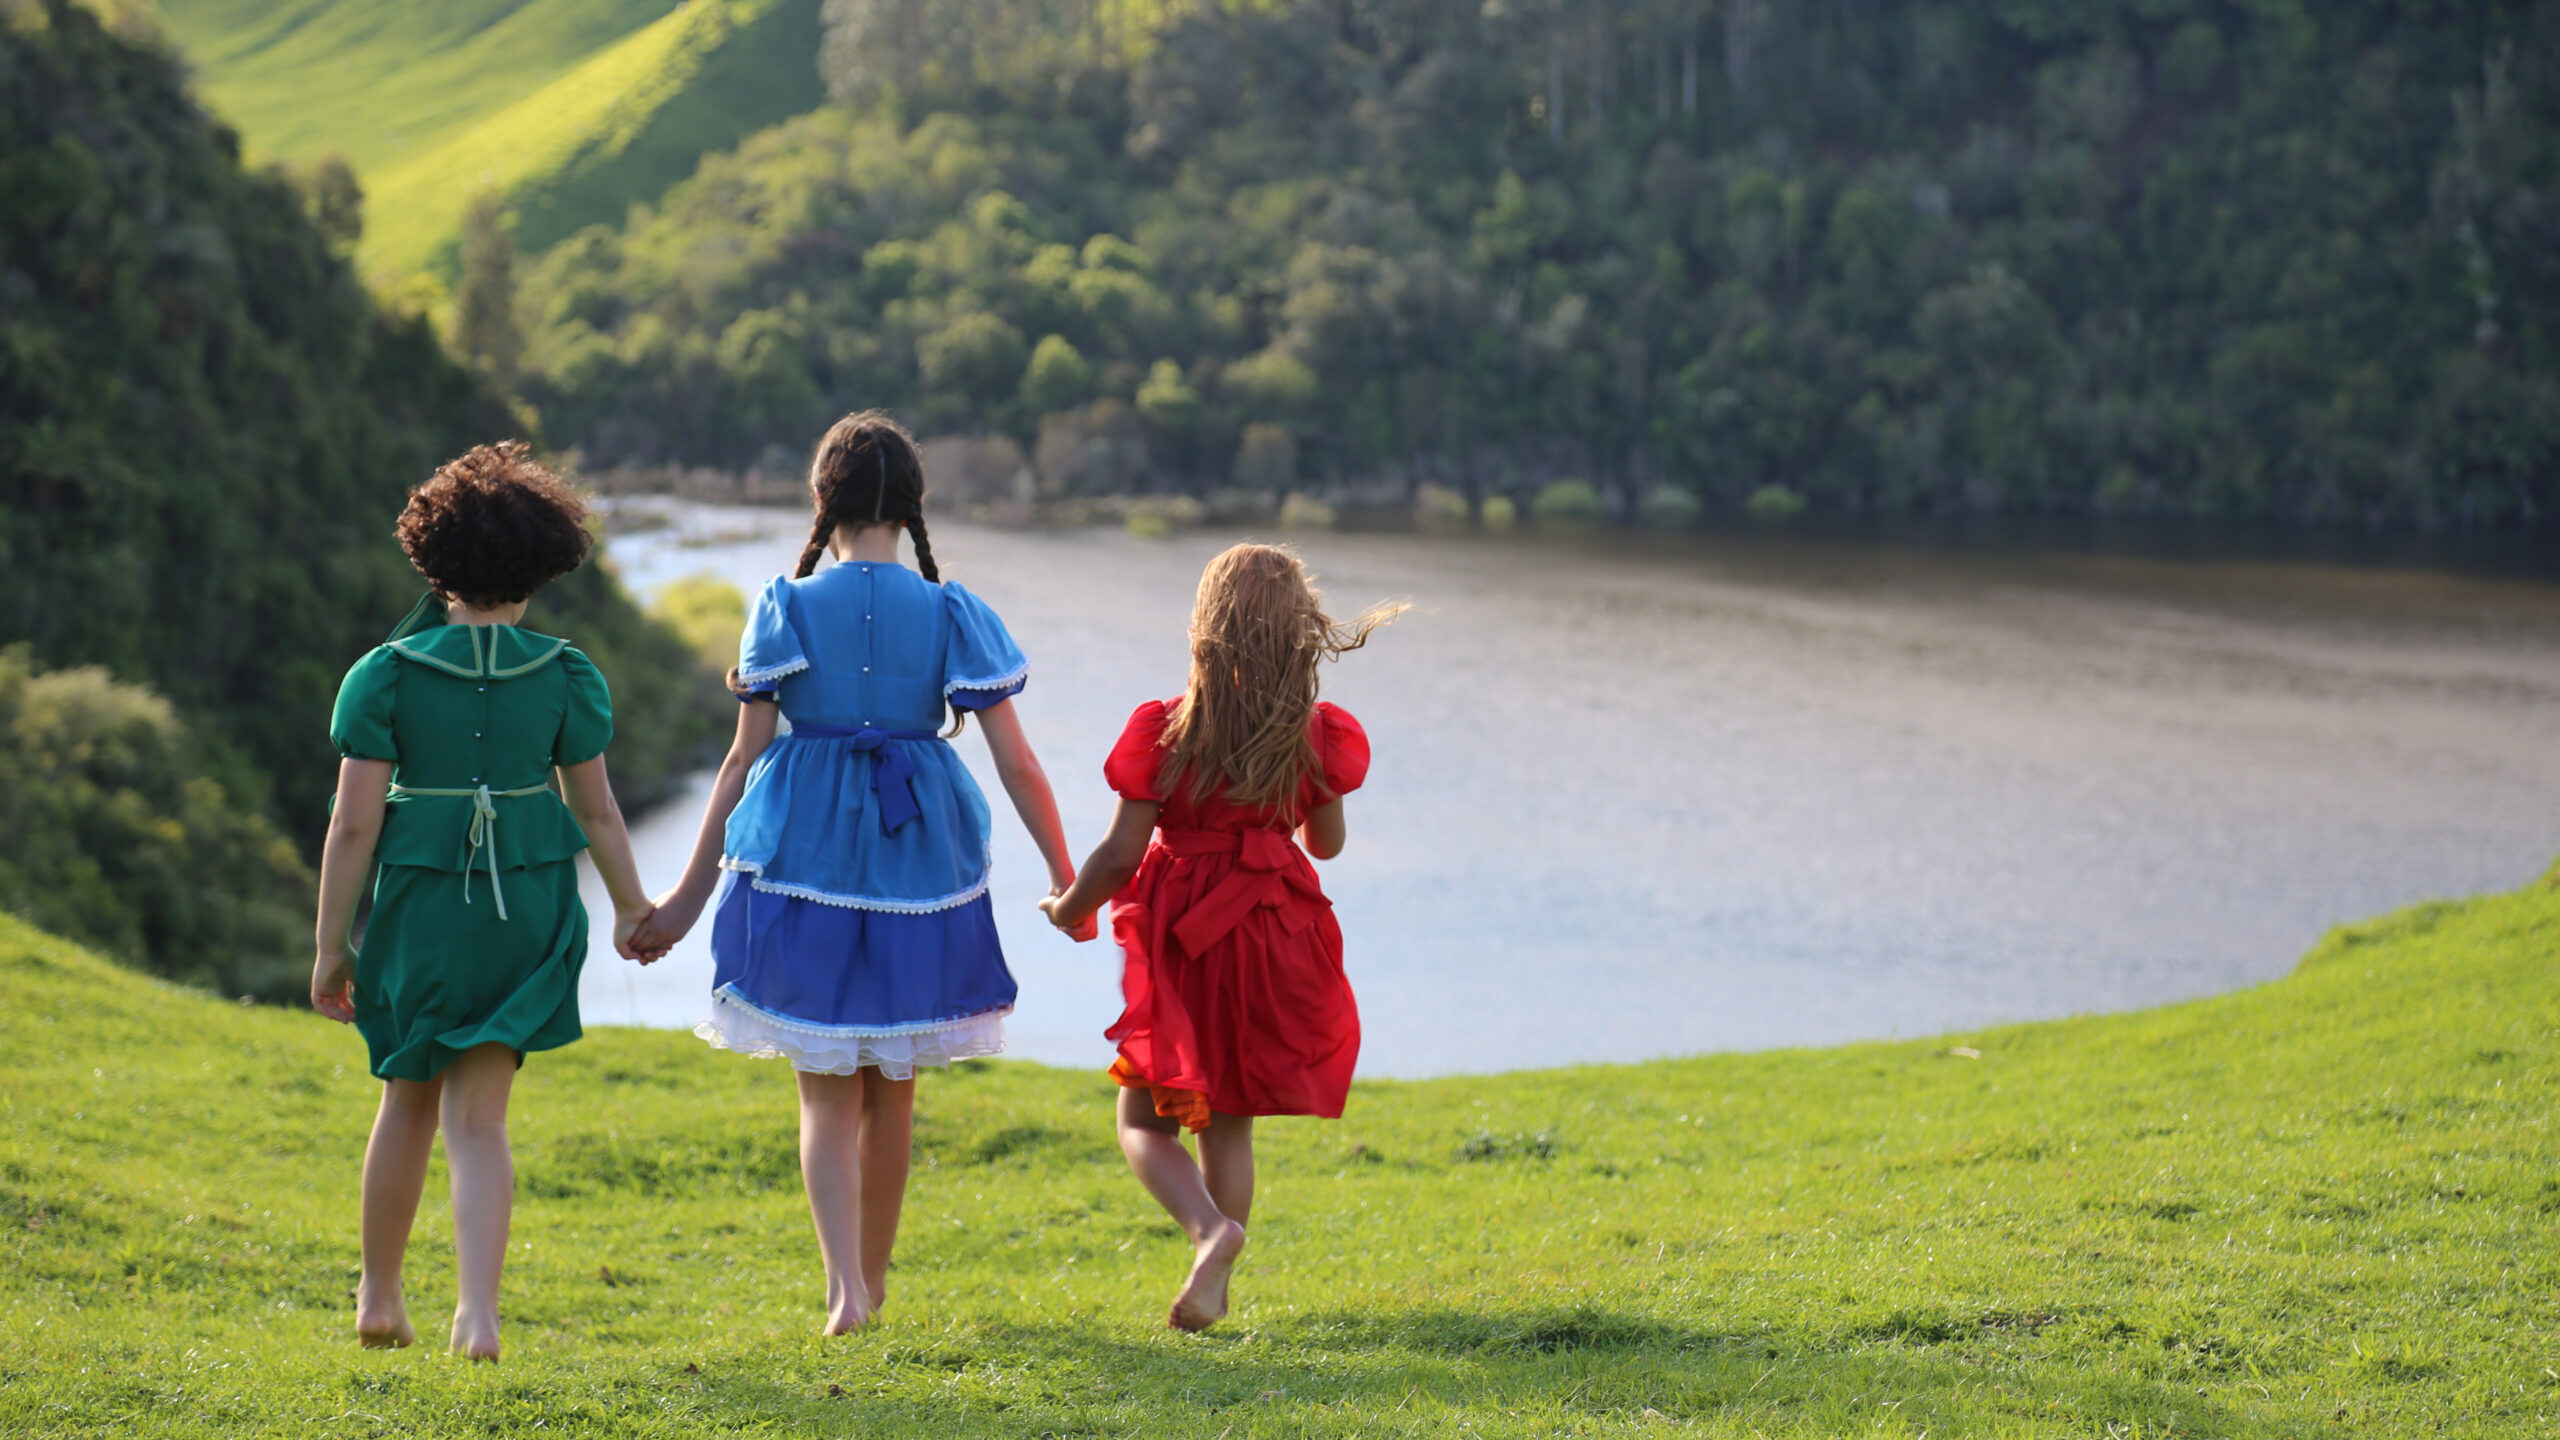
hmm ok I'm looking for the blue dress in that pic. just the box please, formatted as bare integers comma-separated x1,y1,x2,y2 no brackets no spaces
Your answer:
693,561,1029,1076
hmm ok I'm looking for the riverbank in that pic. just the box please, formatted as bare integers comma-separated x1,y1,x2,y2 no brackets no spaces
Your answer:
3,866,2553,1436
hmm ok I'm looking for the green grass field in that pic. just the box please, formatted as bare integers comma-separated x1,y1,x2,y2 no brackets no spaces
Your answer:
153,0,824,278
3,866,2555,1437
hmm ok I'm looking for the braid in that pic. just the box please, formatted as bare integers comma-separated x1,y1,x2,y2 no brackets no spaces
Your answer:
793,510,832,579
796,407,937,580
905,514,940,583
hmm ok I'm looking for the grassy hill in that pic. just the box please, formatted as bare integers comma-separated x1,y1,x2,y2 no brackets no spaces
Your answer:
1,874,2554,1436
154,0,826,279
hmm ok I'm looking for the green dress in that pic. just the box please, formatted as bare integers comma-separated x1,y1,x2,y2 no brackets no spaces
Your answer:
329,619,613,1082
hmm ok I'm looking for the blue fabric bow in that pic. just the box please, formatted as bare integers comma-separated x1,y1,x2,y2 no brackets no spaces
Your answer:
793,724,936,834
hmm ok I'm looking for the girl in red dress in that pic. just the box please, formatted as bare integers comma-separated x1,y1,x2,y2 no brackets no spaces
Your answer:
1041,542,1403,1330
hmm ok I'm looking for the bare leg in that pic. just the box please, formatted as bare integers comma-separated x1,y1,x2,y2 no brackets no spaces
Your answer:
1115,1088,1246,1332
439,1043,518,1361
798,1069,874,1334
856,1071,916,1313
357,1076,441,1348
1197,1112,1255,1229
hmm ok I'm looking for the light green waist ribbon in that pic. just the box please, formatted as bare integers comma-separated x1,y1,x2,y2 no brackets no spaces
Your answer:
386,782,552,920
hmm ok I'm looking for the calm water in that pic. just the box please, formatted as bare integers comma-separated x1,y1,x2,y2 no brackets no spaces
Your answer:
578,502,2560,1077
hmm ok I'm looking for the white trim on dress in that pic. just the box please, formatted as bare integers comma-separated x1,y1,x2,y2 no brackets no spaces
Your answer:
695,986,1008,1078
943,660,1029,700
735,655,810,688
717,835,997,915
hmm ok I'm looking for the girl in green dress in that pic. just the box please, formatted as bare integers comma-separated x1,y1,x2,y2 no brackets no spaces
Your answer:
310,442,661,1361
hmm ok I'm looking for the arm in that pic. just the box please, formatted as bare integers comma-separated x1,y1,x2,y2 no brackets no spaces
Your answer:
559,754,656,960
643,700,778,947
1299,795,1347,860
312,758,393,1021
973,698,1077,894
1039,797,1160,938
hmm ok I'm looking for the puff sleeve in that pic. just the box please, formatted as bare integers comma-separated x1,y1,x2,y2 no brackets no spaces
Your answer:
1313,702,1369,799
942,580,1029,711
553,647,615,767
329,647,400,761
1103,700,1173,802
734,576,807,696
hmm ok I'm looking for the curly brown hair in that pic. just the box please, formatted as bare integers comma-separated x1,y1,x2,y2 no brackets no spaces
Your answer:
397,441,593,608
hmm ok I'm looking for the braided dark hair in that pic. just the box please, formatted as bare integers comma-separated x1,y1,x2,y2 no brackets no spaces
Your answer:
793,410,937,582
729,411,956,712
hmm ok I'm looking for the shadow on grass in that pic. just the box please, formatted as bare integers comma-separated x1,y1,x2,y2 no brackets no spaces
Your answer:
630,1306,2301,1437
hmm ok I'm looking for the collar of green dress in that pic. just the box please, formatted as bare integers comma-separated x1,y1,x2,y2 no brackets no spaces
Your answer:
388,622,570,680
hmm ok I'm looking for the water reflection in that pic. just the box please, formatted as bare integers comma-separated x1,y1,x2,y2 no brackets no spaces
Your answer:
580,503,2560,1077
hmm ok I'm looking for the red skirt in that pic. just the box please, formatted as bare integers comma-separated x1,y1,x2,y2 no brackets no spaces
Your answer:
1105,827,1360,1131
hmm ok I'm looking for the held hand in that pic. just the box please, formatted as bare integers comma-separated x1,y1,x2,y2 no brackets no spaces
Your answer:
611,901,665,958
311,947,356,1023
613,902,658,963
622,912,669,964
1038,891,1098,943
1052,873,1098,942
637,886,709,955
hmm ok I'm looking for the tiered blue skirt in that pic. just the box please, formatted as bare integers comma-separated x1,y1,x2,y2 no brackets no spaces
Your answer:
696,873,1017,1076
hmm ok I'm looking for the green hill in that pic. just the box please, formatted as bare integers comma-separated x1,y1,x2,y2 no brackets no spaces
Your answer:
153,0,826,279
3,866,2553,1436
0,1,724,852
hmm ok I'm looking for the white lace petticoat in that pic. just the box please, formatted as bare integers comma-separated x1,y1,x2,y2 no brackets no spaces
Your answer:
693,986,1008,1079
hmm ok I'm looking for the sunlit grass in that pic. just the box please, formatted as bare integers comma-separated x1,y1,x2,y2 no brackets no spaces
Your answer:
2,866,2554,1436
154,0,825,279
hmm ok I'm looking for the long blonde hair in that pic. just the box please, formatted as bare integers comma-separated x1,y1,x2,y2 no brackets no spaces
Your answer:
1157,543,1406,810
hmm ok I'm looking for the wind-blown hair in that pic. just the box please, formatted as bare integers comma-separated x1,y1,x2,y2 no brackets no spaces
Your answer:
1157,543,1405,810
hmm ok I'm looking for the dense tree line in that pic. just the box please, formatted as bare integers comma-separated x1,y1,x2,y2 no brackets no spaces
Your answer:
512,0,2559,525
0,0,725,873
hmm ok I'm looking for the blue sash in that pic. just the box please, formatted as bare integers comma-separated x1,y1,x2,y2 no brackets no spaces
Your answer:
790,724,938,834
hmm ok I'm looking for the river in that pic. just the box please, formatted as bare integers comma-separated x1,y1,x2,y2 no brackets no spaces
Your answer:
578,501,2560,1077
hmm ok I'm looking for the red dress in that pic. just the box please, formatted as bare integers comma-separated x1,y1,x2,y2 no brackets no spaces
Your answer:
1102,699,1369,1131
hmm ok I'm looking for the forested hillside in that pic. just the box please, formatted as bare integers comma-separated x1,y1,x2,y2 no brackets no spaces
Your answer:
0,0,722,861
155,0,826,278
513,0,2558,525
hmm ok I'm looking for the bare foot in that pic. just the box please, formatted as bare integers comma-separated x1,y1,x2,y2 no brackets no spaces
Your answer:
821,1295,875,1336
355,1279,415,1350
449,1308,501,1362
1167,1220,1245,1332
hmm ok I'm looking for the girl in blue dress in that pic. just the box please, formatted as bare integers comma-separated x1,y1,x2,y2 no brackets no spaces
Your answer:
636,410,1086,1334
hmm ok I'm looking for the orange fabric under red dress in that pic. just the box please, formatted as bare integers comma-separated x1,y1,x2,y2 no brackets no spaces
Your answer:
1102,698,1369,1132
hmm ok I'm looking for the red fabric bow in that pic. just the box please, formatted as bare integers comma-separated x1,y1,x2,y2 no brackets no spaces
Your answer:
1156,828,1330,954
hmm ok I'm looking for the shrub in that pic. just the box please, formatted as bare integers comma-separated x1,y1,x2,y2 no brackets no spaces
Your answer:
0,649,311,1001
1530,479,1604,522
648,575,748,670
1124,494,1204,538
1638,485,1704,526
1279,493,1337,530
1415,483,1471,528
1746,485,1810,523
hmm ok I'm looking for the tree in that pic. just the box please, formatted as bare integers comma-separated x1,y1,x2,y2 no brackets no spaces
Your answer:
1020,333,1095,413
453,190,523,389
